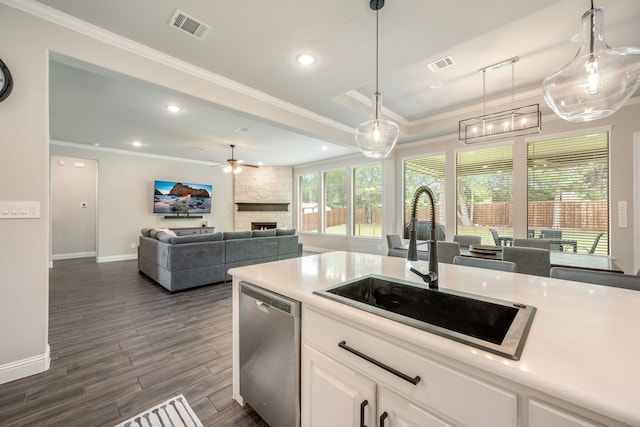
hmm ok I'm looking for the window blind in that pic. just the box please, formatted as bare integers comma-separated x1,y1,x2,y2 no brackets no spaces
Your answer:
455,145,513,232
527,131,609,254
404,155,446,225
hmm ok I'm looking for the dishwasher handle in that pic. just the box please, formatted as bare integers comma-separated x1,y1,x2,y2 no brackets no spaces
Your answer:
240,282,300,316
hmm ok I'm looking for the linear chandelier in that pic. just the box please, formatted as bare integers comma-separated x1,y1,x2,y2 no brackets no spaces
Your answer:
459,57,541,145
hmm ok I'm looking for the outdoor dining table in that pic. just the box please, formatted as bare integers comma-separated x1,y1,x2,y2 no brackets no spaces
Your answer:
460,248,622,273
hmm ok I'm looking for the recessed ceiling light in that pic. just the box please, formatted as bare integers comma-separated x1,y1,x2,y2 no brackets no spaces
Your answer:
165,104,181,113
296,54,316,65
430,82,445,90
194,147,205,151
321,145,328,151
235,126,252,133
132,140,142,147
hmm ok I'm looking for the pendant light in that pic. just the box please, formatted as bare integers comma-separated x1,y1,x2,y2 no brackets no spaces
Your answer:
542,0,640,122
355,0,399,159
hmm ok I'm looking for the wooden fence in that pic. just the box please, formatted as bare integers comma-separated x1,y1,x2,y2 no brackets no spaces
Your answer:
302,201,607,231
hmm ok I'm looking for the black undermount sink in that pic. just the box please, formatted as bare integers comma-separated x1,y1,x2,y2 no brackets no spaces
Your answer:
314,275,536,360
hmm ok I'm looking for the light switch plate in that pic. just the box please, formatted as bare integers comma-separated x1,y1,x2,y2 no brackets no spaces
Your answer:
0,201,40,219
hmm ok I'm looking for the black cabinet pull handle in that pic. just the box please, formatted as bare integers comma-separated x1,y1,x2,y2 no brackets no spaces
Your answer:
338,340,421,385
360,399,368,427
380,411,389,426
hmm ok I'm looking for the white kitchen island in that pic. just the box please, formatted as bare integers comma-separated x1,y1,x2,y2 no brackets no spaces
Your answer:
230,251,640,427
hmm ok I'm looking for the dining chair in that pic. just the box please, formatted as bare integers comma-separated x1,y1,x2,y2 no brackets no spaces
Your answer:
513,238,551,250
502,246,551,277
550,267,640,291
453,235,482,248
453,256,517,272
386,233,403,251
436,241,461,264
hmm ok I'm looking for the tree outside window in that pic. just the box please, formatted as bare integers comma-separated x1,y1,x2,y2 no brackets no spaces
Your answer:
299,173,318,232
354,165,382,237
324,169,347,235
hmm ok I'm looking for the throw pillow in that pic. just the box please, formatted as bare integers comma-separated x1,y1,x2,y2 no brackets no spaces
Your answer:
252,229,277,237
223,231,252,240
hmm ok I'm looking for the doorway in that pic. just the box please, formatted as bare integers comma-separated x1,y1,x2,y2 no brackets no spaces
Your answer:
51,155,98,261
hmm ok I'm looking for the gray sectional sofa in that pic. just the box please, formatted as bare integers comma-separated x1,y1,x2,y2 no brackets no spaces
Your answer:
138,228,302,292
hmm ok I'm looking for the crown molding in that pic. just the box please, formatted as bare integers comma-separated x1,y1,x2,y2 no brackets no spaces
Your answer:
2,0,354,135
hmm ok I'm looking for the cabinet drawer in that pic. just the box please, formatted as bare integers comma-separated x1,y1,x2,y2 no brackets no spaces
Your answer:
529,400,600,427
304,306,516,427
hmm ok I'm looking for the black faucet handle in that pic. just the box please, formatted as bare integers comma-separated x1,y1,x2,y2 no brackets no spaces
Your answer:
409,267,438,288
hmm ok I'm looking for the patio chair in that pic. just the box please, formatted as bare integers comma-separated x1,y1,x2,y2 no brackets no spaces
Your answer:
489,229,512,246
436,241,460,264
453,235,482,248
513,238,551,250
453,256,517,272
584,232,605,254
550,267,640,291
502,246,551,277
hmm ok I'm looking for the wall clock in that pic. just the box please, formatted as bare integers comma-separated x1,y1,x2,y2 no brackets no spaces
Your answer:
0,58,14,102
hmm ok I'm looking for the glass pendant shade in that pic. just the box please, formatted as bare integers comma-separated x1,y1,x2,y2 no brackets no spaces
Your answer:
355,93,399,159
543,7,640,122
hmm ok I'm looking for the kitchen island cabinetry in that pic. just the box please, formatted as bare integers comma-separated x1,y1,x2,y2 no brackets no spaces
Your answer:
229,252,640,427
302,306,515,427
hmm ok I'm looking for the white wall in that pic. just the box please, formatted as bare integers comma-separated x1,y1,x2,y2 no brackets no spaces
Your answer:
51,143,233,262
0,2,239,382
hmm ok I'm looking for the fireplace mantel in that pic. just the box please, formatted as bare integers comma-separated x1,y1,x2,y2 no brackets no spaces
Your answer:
236,202,290,212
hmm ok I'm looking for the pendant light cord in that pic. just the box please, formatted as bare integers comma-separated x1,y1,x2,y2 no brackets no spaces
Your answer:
589,0,595,55
374,8,380,120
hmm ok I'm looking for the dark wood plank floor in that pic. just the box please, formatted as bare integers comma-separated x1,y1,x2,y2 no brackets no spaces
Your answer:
0,258,269,427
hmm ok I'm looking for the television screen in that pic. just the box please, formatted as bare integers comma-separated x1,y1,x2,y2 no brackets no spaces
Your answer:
153,180,212,215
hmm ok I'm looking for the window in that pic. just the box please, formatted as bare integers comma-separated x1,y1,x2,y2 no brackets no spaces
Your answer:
324,169,347,235
353,164,382,237
527,131,609,254
299,173,318,232
456,145,513,245
404,155,445,237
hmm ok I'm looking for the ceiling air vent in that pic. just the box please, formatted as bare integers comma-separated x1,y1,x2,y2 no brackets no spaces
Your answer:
427,56,455,72
169,9,211,40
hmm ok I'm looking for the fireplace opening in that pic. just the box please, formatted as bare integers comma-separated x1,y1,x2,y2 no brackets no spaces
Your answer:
251,222,277,230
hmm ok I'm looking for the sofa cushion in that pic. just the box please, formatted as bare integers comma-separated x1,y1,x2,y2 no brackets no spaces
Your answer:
166,232,223,244
276,228,296,236
223,231,252,240
252,229,277,237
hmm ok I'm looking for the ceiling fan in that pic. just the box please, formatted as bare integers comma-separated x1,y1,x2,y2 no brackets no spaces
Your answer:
222,144,259,174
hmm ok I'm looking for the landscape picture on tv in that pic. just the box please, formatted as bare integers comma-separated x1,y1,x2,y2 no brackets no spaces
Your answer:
153,180,212,215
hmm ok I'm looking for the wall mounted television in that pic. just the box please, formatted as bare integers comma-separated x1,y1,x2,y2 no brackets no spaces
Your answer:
153,180,212,217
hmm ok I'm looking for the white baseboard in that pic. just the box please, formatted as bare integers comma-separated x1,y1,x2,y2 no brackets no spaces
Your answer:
0,344,50,385
52,251,97,261
96,253,137,263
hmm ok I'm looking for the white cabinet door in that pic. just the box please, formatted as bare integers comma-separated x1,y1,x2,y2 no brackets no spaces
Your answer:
379,388,453,427
529,400,599,427
303,344,376,427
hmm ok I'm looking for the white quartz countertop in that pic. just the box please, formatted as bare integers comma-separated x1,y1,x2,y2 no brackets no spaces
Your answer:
229,251,640,426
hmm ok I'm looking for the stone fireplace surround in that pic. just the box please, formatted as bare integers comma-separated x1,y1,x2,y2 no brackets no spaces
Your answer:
233,166,293,231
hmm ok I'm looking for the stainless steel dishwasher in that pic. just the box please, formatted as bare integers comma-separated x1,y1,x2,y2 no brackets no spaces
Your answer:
239,281,301,427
